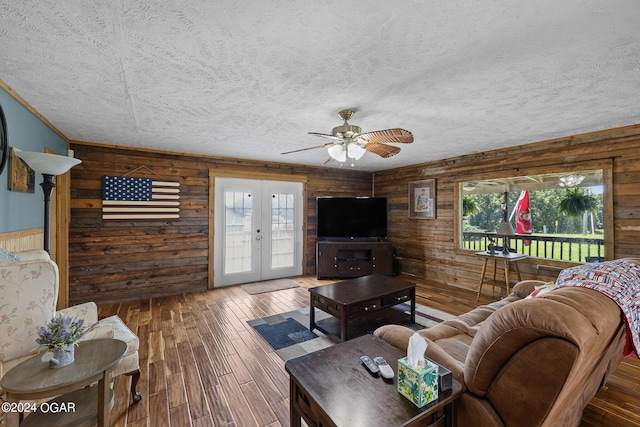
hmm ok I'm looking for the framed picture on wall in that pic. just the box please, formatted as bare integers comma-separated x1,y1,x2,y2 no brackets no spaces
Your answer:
8,147,35,193
408,179,435,219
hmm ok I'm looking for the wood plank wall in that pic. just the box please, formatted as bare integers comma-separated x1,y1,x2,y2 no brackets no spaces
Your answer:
68,142,371,305
0,228,44,252
374,124,640,296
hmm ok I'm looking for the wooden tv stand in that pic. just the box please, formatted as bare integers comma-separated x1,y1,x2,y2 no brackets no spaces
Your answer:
316,241,393,279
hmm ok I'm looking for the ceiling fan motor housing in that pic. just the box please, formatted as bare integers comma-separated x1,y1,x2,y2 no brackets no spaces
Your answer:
332,124,361,138
332,109,361,138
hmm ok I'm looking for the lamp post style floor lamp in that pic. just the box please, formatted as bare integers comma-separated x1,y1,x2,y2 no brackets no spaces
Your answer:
15,150,81,254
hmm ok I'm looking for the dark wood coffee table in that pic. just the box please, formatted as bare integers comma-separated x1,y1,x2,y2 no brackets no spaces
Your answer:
285,334,462,427
309,274,416,342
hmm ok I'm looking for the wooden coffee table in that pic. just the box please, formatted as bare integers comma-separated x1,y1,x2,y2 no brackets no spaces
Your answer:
285,334,462,427
309,274,416,341
1,338,126,427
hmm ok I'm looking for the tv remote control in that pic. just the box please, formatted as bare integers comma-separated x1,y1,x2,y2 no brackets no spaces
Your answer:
360,355,380,376
374,357,394,379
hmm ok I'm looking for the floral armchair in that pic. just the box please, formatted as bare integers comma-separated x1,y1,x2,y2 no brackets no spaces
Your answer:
0,249,141,403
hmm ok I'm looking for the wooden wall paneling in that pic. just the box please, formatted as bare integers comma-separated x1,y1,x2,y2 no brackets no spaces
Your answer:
207,173,215,290
53,169,72,309
0,228,43,252
374,124,640,296
602,165,615,260
68,142,372,304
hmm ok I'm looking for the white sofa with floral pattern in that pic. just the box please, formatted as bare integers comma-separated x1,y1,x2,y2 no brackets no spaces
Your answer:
0,248,141,403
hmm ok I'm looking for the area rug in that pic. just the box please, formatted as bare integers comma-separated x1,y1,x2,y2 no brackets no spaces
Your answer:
247,308,337,360
240,278,300,295
247,303,455,361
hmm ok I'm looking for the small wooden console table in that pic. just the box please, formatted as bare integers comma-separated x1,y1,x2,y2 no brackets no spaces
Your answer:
476,251,528,300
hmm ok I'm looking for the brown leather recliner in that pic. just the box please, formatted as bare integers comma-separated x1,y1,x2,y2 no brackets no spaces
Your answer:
374,280,626,427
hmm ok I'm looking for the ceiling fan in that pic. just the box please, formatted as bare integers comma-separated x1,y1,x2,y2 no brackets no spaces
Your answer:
281,109,413,166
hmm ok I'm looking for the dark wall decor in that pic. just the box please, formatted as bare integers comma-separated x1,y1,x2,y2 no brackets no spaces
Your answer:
8,147,35,193
0,103,7,176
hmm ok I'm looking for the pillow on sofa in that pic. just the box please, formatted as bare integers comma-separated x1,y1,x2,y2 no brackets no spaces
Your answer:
525,283,556,299
0,248,27,262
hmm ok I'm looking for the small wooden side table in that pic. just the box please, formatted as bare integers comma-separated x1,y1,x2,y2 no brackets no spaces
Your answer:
1,338,126,427
476,251,528,301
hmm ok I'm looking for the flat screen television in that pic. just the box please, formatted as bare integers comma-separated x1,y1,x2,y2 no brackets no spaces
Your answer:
316,197,387,241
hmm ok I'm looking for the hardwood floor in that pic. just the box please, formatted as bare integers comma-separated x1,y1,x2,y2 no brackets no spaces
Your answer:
100,275,640,427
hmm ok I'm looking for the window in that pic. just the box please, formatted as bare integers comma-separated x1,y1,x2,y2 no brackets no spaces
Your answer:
455,163,613,263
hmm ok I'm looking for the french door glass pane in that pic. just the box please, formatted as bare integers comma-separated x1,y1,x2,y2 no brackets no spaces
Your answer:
224,191,253,274
271,193,295,268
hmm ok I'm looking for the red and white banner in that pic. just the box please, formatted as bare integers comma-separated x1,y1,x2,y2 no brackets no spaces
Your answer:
515,191,532,243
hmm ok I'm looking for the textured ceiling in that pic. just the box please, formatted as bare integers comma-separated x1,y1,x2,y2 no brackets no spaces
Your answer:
1,1,639,171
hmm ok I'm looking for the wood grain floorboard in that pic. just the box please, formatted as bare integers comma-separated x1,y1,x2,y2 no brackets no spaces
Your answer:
99,275,640,427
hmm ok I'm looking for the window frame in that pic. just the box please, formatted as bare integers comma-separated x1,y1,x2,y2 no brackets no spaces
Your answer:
453,160,614,267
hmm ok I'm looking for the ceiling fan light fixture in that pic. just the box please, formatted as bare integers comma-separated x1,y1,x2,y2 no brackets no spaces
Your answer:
327,144,346,162
347,143,366,160
558,174,585,187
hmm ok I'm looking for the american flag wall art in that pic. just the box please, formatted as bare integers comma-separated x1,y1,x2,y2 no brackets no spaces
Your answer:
102,175,180,221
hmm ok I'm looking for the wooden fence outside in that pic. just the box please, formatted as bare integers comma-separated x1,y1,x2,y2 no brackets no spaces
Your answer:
463,232,605,263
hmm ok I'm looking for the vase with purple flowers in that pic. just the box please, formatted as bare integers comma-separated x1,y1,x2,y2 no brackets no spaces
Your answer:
36,314,86,368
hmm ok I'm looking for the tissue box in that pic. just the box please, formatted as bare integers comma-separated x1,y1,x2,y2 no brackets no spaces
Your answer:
397,357,439,407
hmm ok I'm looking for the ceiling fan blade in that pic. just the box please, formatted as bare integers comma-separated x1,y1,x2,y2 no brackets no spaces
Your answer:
322,157,335,165
281,142,334,155
308,132,342,141
365,143,401,158
358,128,413,144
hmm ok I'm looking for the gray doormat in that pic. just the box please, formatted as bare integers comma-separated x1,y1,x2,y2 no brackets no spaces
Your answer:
240,278,300,295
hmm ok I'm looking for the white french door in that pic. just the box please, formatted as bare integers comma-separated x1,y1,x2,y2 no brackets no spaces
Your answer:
213,178,303,287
